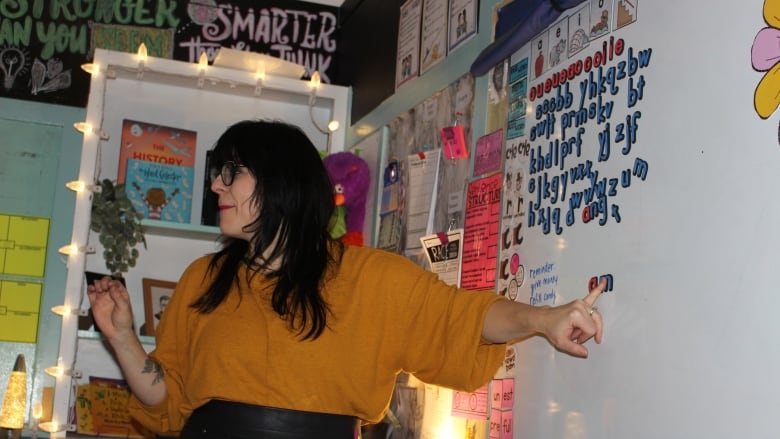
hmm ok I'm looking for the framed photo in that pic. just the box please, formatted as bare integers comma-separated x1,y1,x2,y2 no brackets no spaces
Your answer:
142,278,177,337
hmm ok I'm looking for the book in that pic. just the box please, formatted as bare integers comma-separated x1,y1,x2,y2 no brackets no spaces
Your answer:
118,119,196,223
117,119,197,183
75,377,152,438
125,158,193,223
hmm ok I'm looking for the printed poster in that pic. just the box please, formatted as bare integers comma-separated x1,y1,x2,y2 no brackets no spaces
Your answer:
448,0,478,52
420,0,448,74
460,173,502,290
420,229,463,286
405,149,442,250
397,0,423,89
473,129,504,176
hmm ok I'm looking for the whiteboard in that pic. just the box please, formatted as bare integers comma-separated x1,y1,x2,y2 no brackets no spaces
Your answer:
495,1,780,438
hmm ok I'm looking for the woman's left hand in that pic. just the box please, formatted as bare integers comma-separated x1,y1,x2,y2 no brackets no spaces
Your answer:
538,278,606,358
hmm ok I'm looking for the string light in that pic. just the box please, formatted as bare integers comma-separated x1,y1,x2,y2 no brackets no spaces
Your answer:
306,70,339,137
197,52,208,88
31,403,42,439
254,64,265,96
57,244,95,256
309,70,321,89
81,63,99,75
38,421,73,433
137,43,148,61
256,63,266,81
65,180,101,193
198,52,209,71
44,362,81,379
309,70,321,105
136,43,147,79
50,305,88,317
72,122,110,140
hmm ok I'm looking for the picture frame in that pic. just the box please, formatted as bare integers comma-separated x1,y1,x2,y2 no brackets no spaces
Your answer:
142,278,177,337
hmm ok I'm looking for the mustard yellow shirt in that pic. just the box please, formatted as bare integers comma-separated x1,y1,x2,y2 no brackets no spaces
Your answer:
128,245,505,434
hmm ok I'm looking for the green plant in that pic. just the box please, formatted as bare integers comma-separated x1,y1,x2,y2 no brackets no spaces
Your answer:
90,179,146,276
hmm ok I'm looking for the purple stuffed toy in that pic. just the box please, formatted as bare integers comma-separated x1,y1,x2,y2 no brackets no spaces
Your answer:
323,151,370,246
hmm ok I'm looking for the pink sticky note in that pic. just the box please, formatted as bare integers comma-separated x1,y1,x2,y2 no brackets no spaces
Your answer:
490,409,502,439
499,410,514,439
491,379,503,409
501,378,514,410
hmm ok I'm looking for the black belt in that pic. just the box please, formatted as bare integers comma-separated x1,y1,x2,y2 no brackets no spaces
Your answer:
180,400,360,439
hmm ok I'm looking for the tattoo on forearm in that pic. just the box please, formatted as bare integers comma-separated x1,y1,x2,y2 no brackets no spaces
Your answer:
142,358,165,385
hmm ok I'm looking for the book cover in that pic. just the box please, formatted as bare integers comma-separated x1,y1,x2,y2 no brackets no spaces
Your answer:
117,119,197,184
75,377,151,438
125,158,193,223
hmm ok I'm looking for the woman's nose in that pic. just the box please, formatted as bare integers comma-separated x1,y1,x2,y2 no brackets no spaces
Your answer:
211,176,226,193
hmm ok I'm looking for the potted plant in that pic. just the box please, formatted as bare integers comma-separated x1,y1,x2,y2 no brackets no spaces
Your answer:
90,178,146,277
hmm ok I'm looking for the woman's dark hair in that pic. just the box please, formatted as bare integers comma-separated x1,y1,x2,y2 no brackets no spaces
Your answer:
192,120,343,339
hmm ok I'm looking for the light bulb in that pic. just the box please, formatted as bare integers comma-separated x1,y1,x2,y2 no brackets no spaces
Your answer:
66,180,100,193
51,305,71,316
309,71,321,90
136,43,148,79
44,364,81,379
73,122,92,134
72,122,109,140
81,63,99,75
38,421,65,433
51,306,87,317
327,120,340,132
58,244,94,256
65,181,85,192
136,43,147,62
256,63,266,81
58,244,78,256
198,52,208,71
44,365,63,378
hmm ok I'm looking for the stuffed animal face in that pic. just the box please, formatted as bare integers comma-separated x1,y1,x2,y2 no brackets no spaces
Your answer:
323,151,371,245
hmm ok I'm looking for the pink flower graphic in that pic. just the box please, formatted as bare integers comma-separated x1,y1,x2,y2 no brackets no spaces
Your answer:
752,0,780,119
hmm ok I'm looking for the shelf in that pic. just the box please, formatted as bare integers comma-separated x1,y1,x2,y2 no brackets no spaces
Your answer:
78,330,155,346
141,218,221,240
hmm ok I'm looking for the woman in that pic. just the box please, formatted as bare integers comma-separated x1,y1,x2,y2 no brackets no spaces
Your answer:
88,120,605,438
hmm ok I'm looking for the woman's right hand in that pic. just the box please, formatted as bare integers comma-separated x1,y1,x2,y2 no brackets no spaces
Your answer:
87,276,136,344
87,277,167,406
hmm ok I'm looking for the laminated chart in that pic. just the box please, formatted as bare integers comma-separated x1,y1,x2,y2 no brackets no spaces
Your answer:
0,214,49,343
0,214,50,277
0,280,42,343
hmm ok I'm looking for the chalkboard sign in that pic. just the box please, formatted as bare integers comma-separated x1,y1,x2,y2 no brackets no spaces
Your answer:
494,0,780,437
0,0,338,107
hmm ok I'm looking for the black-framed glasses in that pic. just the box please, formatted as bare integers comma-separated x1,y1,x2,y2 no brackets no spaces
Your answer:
210,161,244,186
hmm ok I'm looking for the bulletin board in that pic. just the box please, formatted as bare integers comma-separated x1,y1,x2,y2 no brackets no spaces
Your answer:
385,74,475,258
493,0,780,438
